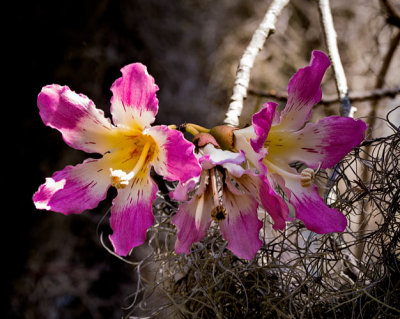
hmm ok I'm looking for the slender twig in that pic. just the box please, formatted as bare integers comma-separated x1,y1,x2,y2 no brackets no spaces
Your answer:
381,0,400,28
248,86,400,105
367,29,400,133
223,0,290,127
318,0,352,117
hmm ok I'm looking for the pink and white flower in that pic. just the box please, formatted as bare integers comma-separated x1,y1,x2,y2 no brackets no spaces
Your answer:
171,141,288,260
234,50,367,234
33,63,201,256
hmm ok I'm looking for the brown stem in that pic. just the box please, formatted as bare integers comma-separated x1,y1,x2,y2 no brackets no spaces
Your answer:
248,86,400,105
381,0,400,28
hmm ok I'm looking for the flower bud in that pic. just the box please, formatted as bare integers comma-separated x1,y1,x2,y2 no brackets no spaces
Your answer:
193,132,220,149
210,125,236,150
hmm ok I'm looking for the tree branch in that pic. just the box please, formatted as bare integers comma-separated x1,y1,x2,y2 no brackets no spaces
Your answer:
248,86,400,105
318,0,352,117
381,0,400,28
223,0,290,127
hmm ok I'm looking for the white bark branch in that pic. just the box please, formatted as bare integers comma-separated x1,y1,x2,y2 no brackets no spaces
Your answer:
224,0,290,127
318,0,353,118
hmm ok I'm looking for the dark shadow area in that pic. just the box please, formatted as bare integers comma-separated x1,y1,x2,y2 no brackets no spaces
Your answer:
8,1,232,318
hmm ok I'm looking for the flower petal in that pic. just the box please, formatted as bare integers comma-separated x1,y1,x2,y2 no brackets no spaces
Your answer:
231,167,289,230
202,144,246,167
38,85,115,154
109,171,158,256
147,125,201,183
219,180,263,260
250,102,278,152
228,129,291,231
258,174,290,230
279,50,331,130
172,182,213,254
33,158,111,214
169,177,199,202
272,173,347,233
233,126,265,170
110,63,159,129
267,116,367,169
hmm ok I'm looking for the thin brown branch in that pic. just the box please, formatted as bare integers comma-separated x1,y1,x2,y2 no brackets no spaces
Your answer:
381,0,400,28
248,86,400,105
374,30,400,91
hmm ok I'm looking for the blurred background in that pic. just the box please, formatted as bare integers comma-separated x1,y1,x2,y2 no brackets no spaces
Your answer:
7,0,399,318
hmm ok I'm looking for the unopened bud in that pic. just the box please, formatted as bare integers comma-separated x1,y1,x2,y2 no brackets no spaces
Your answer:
210,125,236,150
193,132,220,149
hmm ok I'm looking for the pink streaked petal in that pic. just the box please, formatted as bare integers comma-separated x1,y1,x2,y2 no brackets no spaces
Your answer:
233,126,266,170
169,177,199,202
236,160,289,229
38,85,115,154
172,187,213,254
228,154,289,230
279,50,331,130
223,148,289,231
291,185,347,233
295,116,367,169
170,168,208,202
273,173,347,233
33,158,111,215
250,102,278,152
222,161,247,178
147,125,201,183
268,116,367,170
198,154,213,170
202,144,246,167
109,171,158,256
220,181,262,260
258,174,290,230
110,63,159,129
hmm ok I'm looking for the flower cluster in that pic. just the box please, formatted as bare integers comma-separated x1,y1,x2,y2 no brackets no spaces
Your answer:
33,51,367,259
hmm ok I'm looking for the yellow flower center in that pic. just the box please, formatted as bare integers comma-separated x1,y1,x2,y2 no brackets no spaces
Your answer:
109,131,158,188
